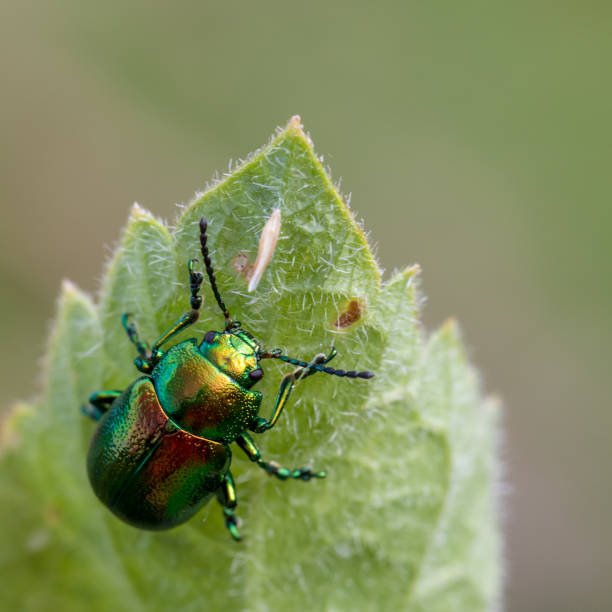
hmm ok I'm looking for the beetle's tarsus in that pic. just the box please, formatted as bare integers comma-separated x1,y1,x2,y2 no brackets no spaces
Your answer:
223,508,242,541
217,471,242,541
237,433,325,483
122,313,150,359
258,460,326,482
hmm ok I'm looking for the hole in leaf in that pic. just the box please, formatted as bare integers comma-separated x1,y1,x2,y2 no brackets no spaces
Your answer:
334,299,364,329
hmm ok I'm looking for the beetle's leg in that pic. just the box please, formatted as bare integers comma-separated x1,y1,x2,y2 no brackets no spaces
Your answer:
122,314,155,374
81,390,122,421
216,471,242,541
237,432,326,481
133,260,205,372
250,348,337,433
150,259,204,353
148,310,199,360
122,313,150,358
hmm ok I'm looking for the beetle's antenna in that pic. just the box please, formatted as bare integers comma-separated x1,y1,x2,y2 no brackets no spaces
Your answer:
260,349,374,379
199,217,232,330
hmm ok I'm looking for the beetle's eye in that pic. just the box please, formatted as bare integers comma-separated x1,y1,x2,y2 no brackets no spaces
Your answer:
249,368,264,382
204,331,216,344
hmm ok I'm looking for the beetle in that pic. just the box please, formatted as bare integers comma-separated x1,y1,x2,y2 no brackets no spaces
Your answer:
82,216,374,540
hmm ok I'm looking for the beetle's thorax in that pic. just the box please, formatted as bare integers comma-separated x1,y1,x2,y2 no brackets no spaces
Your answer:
199,331,261,389
151,339,262,443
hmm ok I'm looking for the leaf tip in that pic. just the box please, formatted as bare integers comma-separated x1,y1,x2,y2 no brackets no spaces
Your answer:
60,278,77,295
129,201,156,223
287,114,303,131
283,114,313,148
441,315,458,331
437,316,468,355
402,264,421,279
59,279,94,310
59,280,96,313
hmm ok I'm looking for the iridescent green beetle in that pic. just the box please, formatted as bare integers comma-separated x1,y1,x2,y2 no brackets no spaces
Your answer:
83,217,374,540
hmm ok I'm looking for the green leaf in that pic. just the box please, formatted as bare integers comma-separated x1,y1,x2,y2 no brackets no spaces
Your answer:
0,117,501,611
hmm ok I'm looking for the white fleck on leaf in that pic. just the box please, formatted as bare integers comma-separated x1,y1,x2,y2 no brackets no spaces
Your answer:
248,208,281,292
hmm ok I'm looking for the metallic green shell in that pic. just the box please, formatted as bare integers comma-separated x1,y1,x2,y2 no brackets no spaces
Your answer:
152,339,262,443
87,377,230,530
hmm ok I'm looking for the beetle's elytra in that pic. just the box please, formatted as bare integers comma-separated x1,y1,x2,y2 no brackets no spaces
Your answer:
83,216,374,540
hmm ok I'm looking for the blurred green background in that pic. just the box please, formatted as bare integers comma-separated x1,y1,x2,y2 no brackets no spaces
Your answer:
1,1,610,610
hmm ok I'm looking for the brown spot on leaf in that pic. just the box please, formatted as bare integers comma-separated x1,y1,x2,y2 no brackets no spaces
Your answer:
334,299,364,329
231,252,254,282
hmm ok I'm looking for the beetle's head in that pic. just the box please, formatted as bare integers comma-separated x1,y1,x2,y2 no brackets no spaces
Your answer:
199,329,264,389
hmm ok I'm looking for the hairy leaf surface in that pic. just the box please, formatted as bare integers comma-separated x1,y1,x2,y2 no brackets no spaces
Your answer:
0,118,501,611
